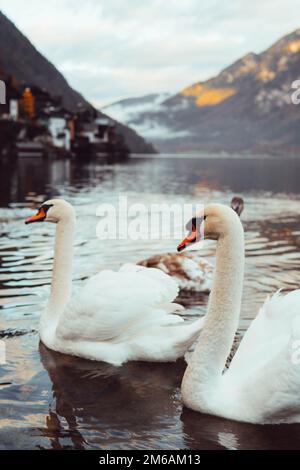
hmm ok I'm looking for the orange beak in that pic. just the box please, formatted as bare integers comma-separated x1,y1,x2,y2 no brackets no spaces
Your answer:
25,207,47,225
177,224,198,252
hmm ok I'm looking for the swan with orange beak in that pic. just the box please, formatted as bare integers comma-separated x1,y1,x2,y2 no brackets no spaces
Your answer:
24,198,205,365
139,197,244,296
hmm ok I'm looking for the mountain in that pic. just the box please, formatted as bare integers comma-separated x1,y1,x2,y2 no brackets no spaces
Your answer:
104,29,300,153
103,93,171,140
0,11,156,154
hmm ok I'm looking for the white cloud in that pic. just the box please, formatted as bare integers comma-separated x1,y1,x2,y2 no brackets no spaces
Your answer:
0,0,299,106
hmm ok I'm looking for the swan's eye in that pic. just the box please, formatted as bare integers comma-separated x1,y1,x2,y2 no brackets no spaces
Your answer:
40,203,54,213
186,215,205,232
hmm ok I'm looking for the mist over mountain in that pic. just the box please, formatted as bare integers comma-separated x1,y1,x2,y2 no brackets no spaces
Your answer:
0,11,156,154
102,93,171,140
104,29,300,153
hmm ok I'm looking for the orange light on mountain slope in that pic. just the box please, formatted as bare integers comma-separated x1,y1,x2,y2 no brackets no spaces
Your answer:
181,84,236,107
287,39,300,53
182,83,204,98
195,87,236,106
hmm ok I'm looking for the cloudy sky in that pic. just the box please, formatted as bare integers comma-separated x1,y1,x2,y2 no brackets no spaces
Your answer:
0,0,299,107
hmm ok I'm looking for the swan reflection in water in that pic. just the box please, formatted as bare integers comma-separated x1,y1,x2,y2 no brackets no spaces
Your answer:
181,408,300,450
38,343,186,450
39,343,300,450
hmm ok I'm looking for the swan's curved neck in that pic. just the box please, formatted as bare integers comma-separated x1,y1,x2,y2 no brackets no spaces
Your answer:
46,215,75,317
182,213,244,407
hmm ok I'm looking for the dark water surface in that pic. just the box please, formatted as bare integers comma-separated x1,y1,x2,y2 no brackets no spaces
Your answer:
0,155,300,450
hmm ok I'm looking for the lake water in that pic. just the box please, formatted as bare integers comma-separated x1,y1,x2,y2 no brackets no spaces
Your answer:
0,154,300,450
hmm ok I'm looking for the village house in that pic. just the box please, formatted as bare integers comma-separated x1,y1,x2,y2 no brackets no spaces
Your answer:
0,77,128,160
81,117,115,145
0,74,21,120
18,84,74,153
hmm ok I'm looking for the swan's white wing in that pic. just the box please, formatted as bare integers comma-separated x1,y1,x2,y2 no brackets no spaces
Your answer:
55,264,181,343
220,290,300,423
119,263,179,300
124,315,205,363
227,290,300,382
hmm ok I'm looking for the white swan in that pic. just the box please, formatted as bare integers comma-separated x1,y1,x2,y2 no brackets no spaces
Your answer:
139,197,244,295
25,199,204,365
177,203,300,424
